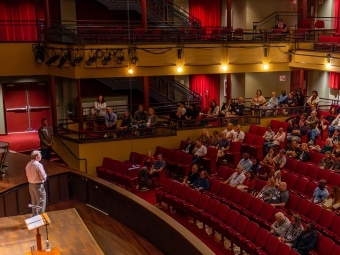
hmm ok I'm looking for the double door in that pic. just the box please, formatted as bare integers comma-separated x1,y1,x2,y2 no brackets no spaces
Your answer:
3,82,50,133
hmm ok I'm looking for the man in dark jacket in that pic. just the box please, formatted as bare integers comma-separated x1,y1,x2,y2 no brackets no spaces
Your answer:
292,223,318,255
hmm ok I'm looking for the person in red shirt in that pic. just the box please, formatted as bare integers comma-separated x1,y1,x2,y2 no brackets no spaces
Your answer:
237,170,256,192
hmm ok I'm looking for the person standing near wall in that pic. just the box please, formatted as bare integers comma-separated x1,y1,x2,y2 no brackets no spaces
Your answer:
25,150,47,215
38,118,53,160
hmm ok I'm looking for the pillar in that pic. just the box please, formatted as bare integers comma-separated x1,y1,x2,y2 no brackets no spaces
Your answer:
49,75,58,133
141,0,147,29
226,0,232,29
77,79,83,129
44,0,50,41
226,73,231,101
299,70,305,93
143,76,150,110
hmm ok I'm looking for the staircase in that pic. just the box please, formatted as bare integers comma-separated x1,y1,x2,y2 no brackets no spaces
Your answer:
97,0,200,27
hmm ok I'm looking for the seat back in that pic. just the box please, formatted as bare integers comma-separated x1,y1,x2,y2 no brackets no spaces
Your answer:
296,198,312,215
301,19,311,28
101,157,113,169
257,126,267,136
234,215,249,235
163,149,174,161
285,173,298,189
249,125,259,134
243,133,255,144
239,192,254,210
307,165,320,180
206,147,218,160
329,172,340,186
277,243,293,255
307,203,323,222
187,190,201,206
215,165,229,179
225,209,240,228
138,154,147,165
218,184,233,200
317,168,331,182
155,146,165,156
229,188,243,204
197,194,210,210
264,234,281,255
170,181,183,197
254,228,269,248
293,177,309,194
111,159,123,171
225,167,236,179
286,158,299,172
253,136,265,146
331,215,340,236
286,193,300,211
128,152,140,165
216,204,230,221
179,140,187,150
208,179,223,194
179,185,192,201
315,20,325,29
311,152,326,165
249,198,264,215
254,179,267,192
172,151,184,163
243,221,259,242
295,161,309,176
279,121,289,132
206,199,220,215
162,178,174,193
331,245,340,255
315,236,335,255
318,209,335,229
305,181,318,197
260,203,275,221
270,120,281,131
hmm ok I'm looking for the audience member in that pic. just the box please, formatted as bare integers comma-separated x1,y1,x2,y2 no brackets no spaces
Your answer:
263,127,286,154
220,99,233,117
199,129,211,147
210,130,220,147
184,103,199,120
286,120,307,143
279,214,304,247
231,97,245,116
207,100,219,118
238,153,253,172
117,110,132,137
286,141,301,159
318,151,334,170
222,122,236,140
320,138,334,154
322,186,340,212
250,89,266,115
310,179,329,204
267,182,289,207
256,164,272,180
182,164,200,187
92,95,107,117
270,163,282,184
133,105,148,133
273,150,286,169
298,143,310,162
147,108,158,127
294,88,305,107
224,165,246,187
319,115,329,133
305,111,319,145
270,212,291,237
278,90,288,107
137,151,155,190
104,107,117,138
331,152,340,173
237,170,256,192
170,101,186,125
182,137,195,154
326,107,337,124
233,124,245,142
192,170,210,191
332,143,340,157
256,178,277,201
139,153,165,192
250,158,261,174
282,92,297,115
306,104,318,117
192,140,207,165
286,119,295,134
292,223,318,255
262,148,276,166
275,19,288,32
306,90,320,106
331,129,340,144
260,92,278,116
216,132,230,162
263,126,275,142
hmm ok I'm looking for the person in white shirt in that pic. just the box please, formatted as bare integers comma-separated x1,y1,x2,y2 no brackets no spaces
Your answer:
25,150,47,216
222,122,236,140
192,140,207,165
224,165,246,187
233,124,245,142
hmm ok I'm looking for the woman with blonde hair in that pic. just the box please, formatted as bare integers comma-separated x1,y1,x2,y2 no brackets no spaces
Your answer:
199,128,211,147
210,130,220,147
256,178,277,201
322,186,340,211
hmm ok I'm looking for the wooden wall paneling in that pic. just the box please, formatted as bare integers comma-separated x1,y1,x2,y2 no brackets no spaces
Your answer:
4,191,18,216
0,196,5,217
87,179,109,213
48,176,60,203
16,185,31,214
59,174,69,200
69,173,88,203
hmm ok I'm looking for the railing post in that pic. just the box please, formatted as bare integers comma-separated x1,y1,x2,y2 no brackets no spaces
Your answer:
44,0,50,42
144,76,150,110
77,79,83,131
141,0,147,29
50,75,58,133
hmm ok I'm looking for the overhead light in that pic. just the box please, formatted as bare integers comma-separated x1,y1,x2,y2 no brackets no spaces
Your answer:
127,68,134,75
70,56,83,67
263,64,269,70
57,50,71,69
86,55,97,66
221,65,227,71
326,54,331,69
45,53,60,66
33,44,45,64
176,66,183,73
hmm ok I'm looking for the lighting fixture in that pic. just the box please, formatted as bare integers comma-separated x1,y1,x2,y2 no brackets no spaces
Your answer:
86,55,97,66
263,64,269,70
131,56,139,65
57,51,71,69
45,53,60,66
102,54,112,65
176,66,183,73
129,48,139,65
70,56,83,67
326,55,331,69
127,68,134,75
114,49,125,65
33,44,45,64
221,65,227,72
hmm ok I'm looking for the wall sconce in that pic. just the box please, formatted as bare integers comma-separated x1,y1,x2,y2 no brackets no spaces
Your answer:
263,64,269,70
221,65,228,72
326,54,331,69
127,68,134,75
176,66,183,73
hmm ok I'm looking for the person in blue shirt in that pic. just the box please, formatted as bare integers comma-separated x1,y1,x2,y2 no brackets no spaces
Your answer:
292,223,318,255
278,90,288,106
238,153,253,172
140,154,165,191
310,179,329,204
192,170,210,191
260,92,278,117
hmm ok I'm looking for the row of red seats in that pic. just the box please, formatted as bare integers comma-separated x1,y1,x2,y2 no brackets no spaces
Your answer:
314,35,340,52
156,178,340,255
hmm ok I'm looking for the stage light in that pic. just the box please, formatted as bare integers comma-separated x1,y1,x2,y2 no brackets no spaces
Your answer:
114,49,125,65
221,65,227,72
326,55,331,69
45,54,60,66
263,64,269,70
127,68,134,75
33,44,45,64
57,51,71,69
176,66,183,73
116,56,125,65
86,55,97,66
102,55,111,65
70,56,83,67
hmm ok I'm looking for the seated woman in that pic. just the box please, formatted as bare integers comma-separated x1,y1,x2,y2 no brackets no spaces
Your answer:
182,137,195,154
169,101,186,127
332,129,340,144
250,158,261,174
207,100,220,118
275,19,288,33
320,138,334,154
220,99,233,117
250,89,266,115
256,178,277,201
322,186,340,212
198,129,211,147
326,107,337,125
332,143,340,157
136,151,155,190
210,130,220,147
269,163,281,185
117,110,132,137
237,170,256,192
306,90,320,106
256,164,272,180
192,170,210,191
262,148,276,166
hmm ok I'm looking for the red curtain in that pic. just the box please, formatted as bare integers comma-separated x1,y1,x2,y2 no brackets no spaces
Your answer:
335,0,340,29
189,0,221,27
189,74,221,109
329,72,340,90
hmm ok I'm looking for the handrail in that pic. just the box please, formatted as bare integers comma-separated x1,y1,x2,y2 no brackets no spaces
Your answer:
54,135,88,173
253,11,302,30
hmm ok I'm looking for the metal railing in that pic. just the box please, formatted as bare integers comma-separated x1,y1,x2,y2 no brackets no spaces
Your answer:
253,11,302,30
0,20,45,42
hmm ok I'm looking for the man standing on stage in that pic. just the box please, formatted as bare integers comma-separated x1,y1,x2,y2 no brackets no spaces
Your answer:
26,150,47,215
38,118,53,160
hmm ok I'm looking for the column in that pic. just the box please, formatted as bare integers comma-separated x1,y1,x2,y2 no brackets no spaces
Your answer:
226,0,232,29
141,0,147,29
143,76,150,110
226,73,231,101
299,70,305,93
77,79,83,129
49,75,58,133
44,0,50,41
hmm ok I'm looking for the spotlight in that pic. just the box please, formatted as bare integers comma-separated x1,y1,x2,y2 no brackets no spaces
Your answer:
70,56,83,67
131,56,139,64
57,51,71,69
127,68,134,75
33,44,45,64
102,53,112,65
221,65,227,72
45,54,60,66
86,55,97,66
116,56,125,65
114,49,125,65
326,55,331,69
263,64,269,70
176,66,183,73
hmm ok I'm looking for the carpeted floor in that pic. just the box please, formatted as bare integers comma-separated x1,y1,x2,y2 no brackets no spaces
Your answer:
0,132,40,152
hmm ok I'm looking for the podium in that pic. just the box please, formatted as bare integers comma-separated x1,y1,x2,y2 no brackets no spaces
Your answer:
25,247,60,255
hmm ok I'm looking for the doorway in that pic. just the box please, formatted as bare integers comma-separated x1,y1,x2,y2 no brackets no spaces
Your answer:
3,82,50,133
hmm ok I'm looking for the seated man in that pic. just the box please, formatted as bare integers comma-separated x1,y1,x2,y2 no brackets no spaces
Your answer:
231,97,245,116
310,179,329,205
267,182,289,207
286,141,301,159
104,107,117,138
298,143,310,162
222,122,236,140
256,164,272,180
223,165,245,187
270,212,291,237
331,152,340,173
286,120,308,144
318,151,334,170
263,126,275,143
328,114,340,138
305,111,319,145
263,127,286,155
182,164,200,187
216,132,230,162
273,149,287,169
192,140,207,165
238,153,253,172
192,170,210,191
292,223,318,255
260,92,278,116
279,214,304,247
138,153,165,191
233,124,245,142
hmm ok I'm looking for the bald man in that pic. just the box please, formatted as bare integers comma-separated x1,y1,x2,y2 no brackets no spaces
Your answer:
267,182,289,207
